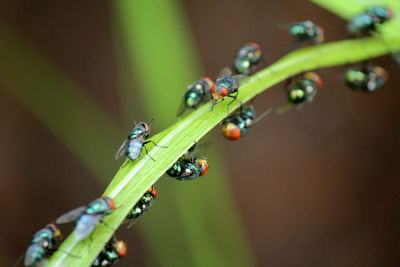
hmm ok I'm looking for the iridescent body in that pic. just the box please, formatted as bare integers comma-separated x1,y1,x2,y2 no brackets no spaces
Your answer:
286,72,322,104
345,69,367,89
115,122,151,161
289,20,324,44
166,144,208,181
233,43,263,75
222,105,256,140
56,196,115,242
92,238,127,267
24,223,61,266
210,68,245,110
211,76,237,101
180,77,214,114
344,66,388,92
348,6,393,35
126,186,157,219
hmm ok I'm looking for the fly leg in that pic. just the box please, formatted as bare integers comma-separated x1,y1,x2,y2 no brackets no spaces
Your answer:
226,91,241,113
142,143,155,161
142,140,167,161
144,140,167,148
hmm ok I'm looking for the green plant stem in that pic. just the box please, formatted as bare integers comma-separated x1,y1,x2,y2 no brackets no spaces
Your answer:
48,34,400,267
113,0,254,266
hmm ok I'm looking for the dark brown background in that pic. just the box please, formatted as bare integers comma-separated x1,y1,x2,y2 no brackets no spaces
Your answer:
1,0,400,266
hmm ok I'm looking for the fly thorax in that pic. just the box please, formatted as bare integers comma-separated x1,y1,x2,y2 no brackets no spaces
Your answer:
129,128,143,139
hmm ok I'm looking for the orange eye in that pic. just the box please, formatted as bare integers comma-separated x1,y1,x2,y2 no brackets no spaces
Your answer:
222,123,241,140
115,241,127,258
145,123,150,134
388,8,394,19
196,159,208,176
220,87,228,97
210,84,216,93
248,42,260,51
314,74,322,88
202,77,214,89
102,196,116,210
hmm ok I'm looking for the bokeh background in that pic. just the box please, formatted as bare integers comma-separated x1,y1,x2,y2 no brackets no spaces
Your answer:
1,0,400,266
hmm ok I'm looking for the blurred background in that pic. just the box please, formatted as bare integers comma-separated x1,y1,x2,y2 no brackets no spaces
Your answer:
1,0,400,266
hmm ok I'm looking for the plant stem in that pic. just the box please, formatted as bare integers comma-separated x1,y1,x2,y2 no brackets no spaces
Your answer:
47,34,400,267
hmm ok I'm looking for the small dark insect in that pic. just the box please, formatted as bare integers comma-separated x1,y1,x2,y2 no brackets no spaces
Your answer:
126,185,157,221
92,236,127,267
276,72,322,115
348,6,393,35
116,121,165,162
177,77,214,117
344,65,388,92
23,223,61,266
233,42,264,75
222,104,271,141
166,143,208,181
286,72,322,104
289,20,324,48
56,196,115,242
210,68,246,110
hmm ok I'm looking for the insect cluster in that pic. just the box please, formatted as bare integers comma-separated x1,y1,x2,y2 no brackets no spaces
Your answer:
19,5,394,267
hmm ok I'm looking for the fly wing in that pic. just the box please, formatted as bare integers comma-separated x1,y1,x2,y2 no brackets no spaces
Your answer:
217,67,232,79
56,206,87,224
176,99,187,117
115,139,128,160
232,74,247,88
127,218,139,229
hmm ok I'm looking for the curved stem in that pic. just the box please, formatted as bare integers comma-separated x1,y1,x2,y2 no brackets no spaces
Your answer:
48,34,400,267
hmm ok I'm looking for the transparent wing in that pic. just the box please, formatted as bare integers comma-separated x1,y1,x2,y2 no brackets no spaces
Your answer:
232,74,247,88
217,67,232,79
176,99,187,117
127,218,139,229
252,108,272,124
55,206,87,224
275,101,293,115
115,139,128,160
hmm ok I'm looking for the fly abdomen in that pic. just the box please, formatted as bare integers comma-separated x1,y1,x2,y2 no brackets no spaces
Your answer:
24,244,46,266
166,161,184,177
126,140,144,161
74,214,97,241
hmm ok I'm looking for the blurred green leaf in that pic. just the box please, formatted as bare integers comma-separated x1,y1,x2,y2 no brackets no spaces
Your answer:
0,23,124,179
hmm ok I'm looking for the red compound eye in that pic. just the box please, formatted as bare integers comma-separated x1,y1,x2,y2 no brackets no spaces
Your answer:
220,87,228,97
248,42,260,51
152,188,158,198
202,77,214,86
115,241,127,258
382,69,389,82
388,8,394,19
144,123,150,134
102,196,116,210
210,84,216,93
222,123,241,140
314,74,322,88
